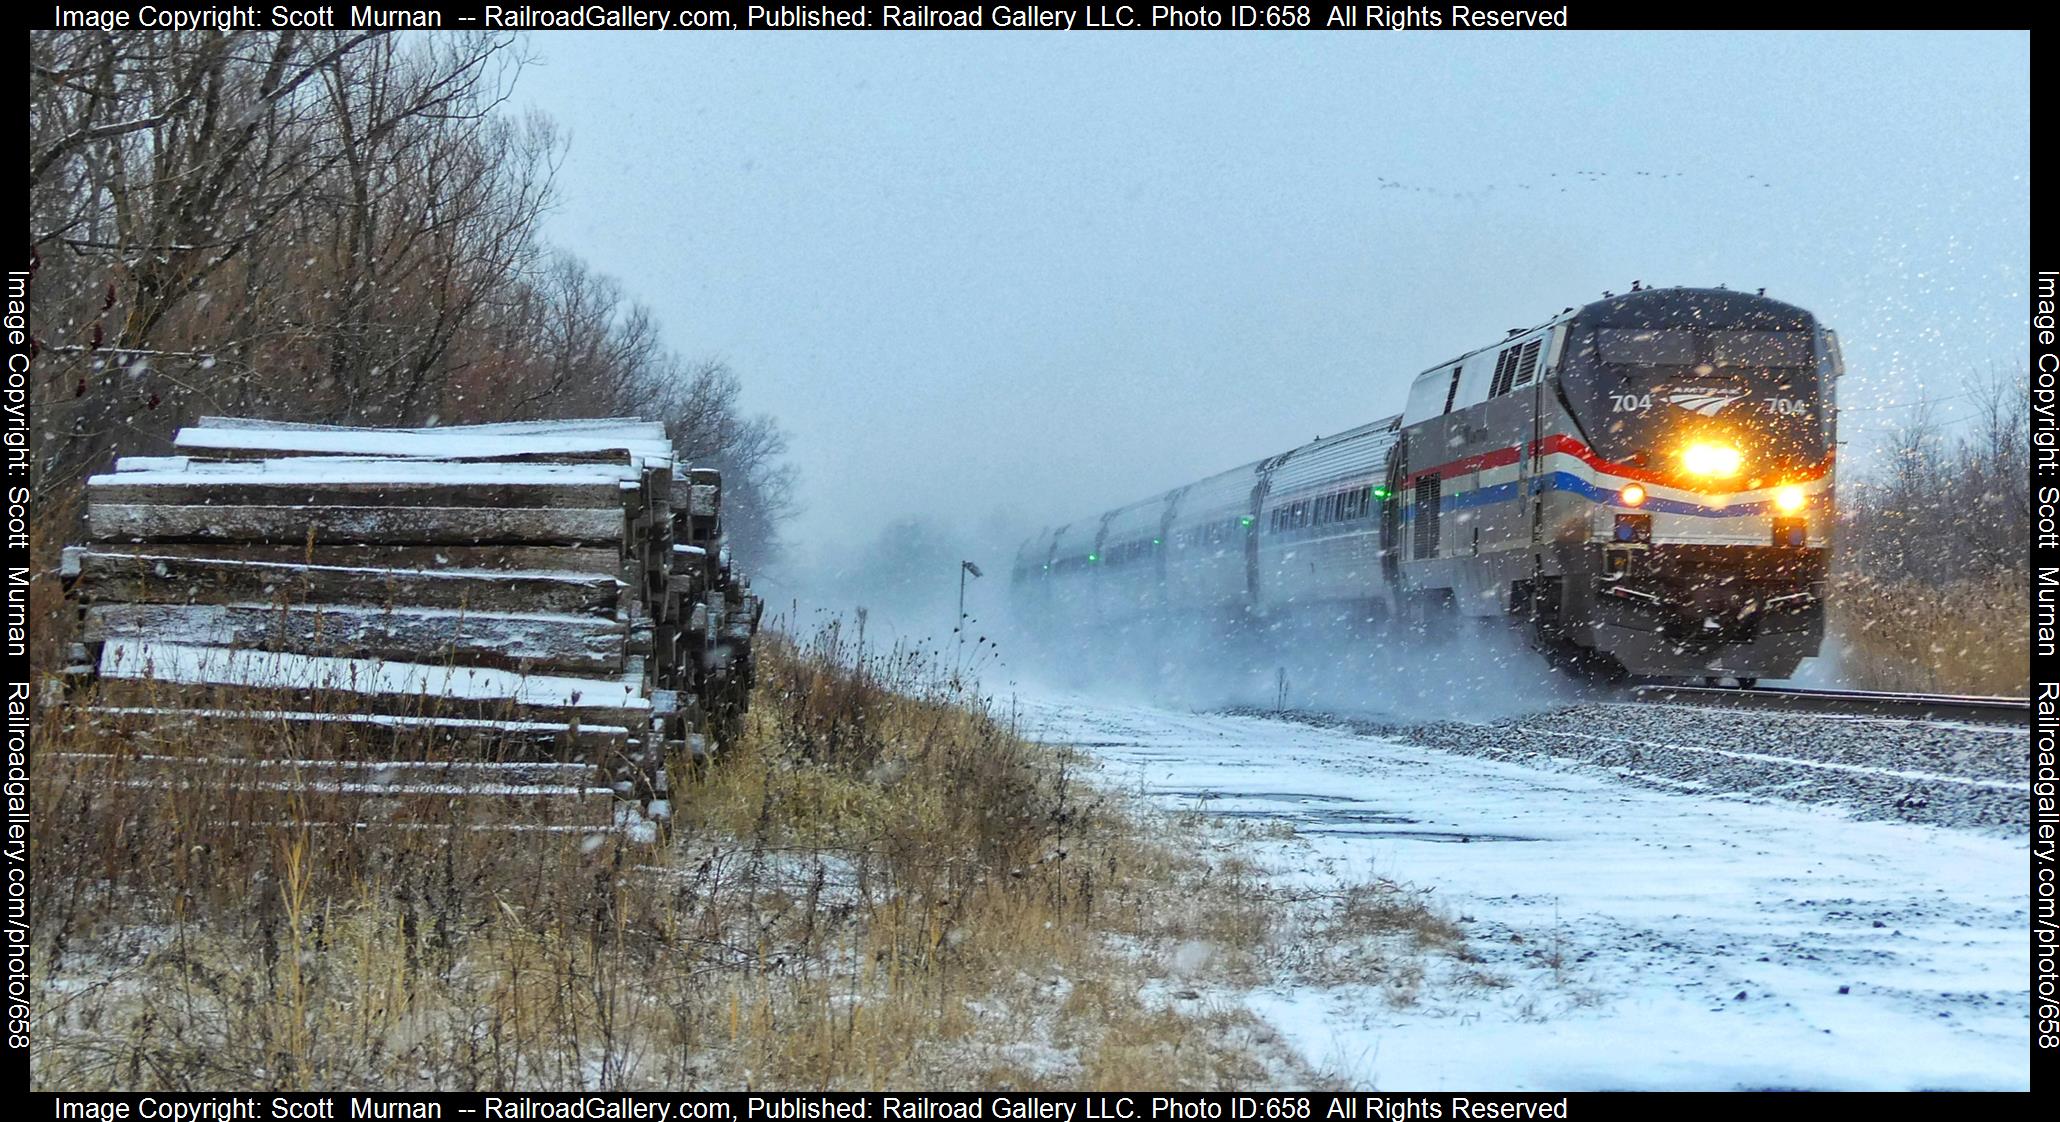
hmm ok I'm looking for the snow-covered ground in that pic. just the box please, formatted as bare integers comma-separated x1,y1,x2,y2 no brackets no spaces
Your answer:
1015,692,2029,1091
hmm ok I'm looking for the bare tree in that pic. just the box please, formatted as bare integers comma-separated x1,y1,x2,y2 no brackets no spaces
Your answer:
1841,366,2030,586
30,30,526,481
29,29,796,567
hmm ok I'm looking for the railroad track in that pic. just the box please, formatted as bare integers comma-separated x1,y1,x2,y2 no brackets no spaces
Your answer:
1627,684,2029,726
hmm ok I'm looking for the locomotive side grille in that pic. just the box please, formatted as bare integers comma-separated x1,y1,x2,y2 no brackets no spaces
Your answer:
1490,347,1519,397
1513,338,1543,387
1413,475,1442,558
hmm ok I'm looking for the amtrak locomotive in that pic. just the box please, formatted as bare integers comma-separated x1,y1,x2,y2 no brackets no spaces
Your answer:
1012,287,1841,683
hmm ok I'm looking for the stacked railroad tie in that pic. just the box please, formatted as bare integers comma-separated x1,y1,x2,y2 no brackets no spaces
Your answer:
59,417,763,840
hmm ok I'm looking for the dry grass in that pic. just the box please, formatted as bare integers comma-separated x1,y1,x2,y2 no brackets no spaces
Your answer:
1831,570,2028,695
30,616,1465,1090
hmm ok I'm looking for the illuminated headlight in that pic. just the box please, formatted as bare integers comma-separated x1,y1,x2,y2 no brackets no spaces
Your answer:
1617,483,1647,507
1773,485,1806,513
1681,442,1744,478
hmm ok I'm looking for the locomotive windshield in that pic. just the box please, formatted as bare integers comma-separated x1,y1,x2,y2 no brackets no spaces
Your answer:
1561,292,1834,482
1595,328,1817,370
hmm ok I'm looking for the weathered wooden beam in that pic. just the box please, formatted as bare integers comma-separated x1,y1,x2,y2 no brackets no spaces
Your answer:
671,543,710,577
91,472,629,511
182,447,649,468
84,704,633,752
73,551,624,616
194,416,667,439
77,542,624,576
95,681,649,739
88,503,626,545
83,603,628,675
97,639,650,723
112,456,193,472
52,750,609,789
173,426,673,468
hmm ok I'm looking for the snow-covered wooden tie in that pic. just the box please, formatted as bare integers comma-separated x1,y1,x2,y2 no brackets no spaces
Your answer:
62,417,763,841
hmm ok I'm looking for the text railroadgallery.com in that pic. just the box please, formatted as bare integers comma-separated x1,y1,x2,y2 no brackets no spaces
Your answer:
41,4,1579,32
40,1097,1578,1120
2036,269,2060,1063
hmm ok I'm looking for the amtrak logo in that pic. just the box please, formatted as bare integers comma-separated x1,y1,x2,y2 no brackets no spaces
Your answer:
1665,386,1751,416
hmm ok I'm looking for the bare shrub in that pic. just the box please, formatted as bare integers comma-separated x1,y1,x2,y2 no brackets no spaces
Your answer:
1832,570,2028,695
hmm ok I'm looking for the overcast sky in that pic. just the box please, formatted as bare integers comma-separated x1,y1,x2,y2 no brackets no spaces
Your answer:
513,31,2029,570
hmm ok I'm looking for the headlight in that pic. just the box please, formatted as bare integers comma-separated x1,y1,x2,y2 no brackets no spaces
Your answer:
1773,485,1806,512
1681,442,1744,478
1617,483,1647,507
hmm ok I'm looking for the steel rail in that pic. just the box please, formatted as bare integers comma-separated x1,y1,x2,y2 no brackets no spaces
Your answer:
1628,684,2029,725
